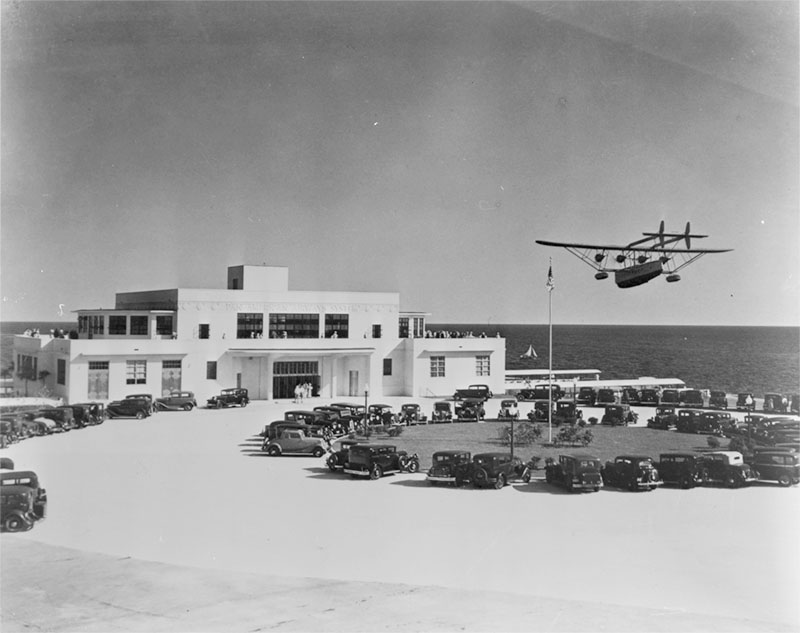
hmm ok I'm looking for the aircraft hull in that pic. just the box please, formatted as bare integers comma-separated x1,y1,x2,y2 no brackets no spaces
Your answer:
614,261,663,288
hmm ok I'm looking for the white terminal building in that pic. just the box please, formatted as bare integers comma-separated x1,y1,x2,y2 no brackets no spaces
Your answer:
13,265,506,404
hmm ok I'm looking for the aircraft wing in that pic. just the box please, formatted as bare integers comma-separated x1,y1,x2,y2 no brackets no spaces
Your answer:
535,240,731,254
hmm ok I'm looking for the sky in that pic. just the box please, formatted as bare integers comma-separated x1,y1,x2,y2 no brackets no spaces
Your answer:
1,1,798,326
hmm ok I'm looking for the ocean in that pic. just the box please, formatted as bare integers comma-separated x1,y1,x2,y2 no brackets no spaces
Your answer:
2,321,798,396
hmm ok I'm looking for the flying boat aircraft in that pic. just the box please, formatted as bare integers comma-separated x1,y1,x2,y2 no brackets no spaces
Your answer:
536,222,732,288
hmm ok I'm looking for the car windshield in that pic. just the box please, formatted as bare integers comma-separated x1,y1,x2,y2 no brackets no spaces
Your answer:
578,460,598,469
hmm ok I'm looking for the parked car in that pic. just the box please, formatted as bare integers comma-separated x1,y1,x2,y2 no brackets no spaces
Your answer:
326,439,365,472
516,386,564,402
596,388,617,405
399,403,427,425
679,389,705,408
553,401,583,426
427,450,472,486
453,387,491,402
660,389,680,406
70,402,106,425
647,407,677,430
736,393,755,412
331,402,366,422
544,454,603,492
496,399,519,421
469,453,527,489
602,455,662,491
154,391,197,411
106,398,152,420
367,404,397,426
125,393,156,414
35,406,76,431
527,400,554,422
675,409,701,434
750,450,800,486
576,387,597,406
639,389,660,406
695,412,726,436
431,401,453,423
600,404,636,426
620,387,640,406
708,390,728,409
207,388,249,408
699,451,757,487
344,444,418,479
455,398,485,422
263,428,327,457
468,384,493,399
763,393,788,414
656,453,704,488
791,394,799,415
263,421,317,443
1,468,47,532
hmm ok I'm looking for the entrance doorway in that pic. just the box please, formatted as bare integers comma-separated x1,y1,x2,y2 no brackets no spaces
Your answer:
349,370,359,397
273,361,320,400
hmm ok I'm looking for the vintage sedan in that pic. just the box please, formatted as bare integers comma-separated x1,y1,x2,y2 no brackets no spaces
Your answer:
656,453,704,488
576,387,597,406
326,439,365,472
639,389,660,406
207,388,249,408
708,390,729,409
1,469,47,532
399,403,428,425
602,455,662,491
700,451,757,487
431,401,453,423
600,404,637,426
106,398,152,420
263,428,327,457
154,391,197,411
545,454,603,492
125,393,156,414
496,399,520,421
427,450,472,486
750,449,800,486
469,453,528,489
647,406,677,430
344,444,419,479
553,401,583,426
455,398,485,422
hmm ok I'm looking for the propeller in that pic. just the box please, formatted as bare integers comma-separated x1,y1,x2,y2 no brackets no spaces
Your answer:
658,220,665,248
685,222,691,249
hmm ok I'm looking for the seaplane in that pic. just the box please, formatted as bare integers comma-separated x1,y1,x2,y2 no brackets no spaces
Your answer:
536,222,732,288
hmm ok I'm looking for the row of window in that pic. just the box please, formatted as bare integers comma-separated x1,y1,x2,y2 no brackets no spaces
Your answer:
430,355,490,378
77,313,425,340
78,315,173,336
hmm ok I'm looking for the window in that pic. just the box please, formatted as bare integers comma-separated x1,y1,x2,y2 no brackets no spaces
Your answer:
163,360,181,369
324,314,348,338
206,361,217,380
17,355,37,380
238,313,264,339
57,359,66,385
372,324,382,339
399,317,409,338
156,315,173,335
130,316,148,335
430,355,445,378
273,361,319,375
109,315,127,335
412,317,425,338
126,360,147,385
269,313,318,339
383,358,392,376
476,355,490,377
82,315,104,335
199,324,210,339
88,361,109,370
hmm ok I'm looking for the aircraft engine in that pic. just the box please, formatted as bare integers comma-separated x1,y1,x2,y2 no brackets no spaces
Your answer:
594,252,605,263
666,274,681,283
595,271,609,280
615,254,626,263
637,255,649,264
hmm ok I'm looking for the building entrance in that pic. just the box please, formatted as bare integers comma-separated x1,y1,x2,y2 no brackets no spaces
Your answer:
272,361,320,400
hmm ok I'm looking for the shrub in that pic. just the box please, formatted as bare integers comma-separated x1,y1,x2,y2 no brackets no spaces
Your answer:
498,422,542,446
706,435,721,449
588,416,599,425
527,455,542,470
728,435,756,456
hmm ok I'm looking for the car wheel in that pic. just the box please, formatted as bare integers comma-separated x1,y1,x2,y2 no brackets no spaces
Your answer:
593,486,600,492
369,465,383,480
726,475,737,488
494,473,506,490
406,459,420,474
241,400,248,407
183,404,193,411
135,411,145,420
312,447,325,458
4,514,26,532
680,476,693,489
778,474,792,487
522,472,531,484
267,445,281,456
628,480,638,492
327,455,338,471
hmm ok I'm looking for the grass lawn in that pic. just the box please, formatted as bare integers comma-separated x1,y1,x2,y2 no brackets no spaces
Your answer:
357,421,732,469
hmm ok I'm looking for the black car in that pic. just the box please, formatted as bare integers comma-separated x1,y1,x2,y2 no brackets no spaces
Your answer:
576,387,597,406
343,444,419,479
106,398,151,419
639,389,660,406
660,389,680,406
679,390,704,408
596,388,617,405
469,453,528,489
656,453,703,488
708,390,728,409
516,386,564,402
455,398,485,421
600,404,636,426
647,406,677,430
544,454,603,492
750,450,800,486
736,393,755,412
620,388,640,406
207,388,249,408
602,455,662,491
427,450,472,486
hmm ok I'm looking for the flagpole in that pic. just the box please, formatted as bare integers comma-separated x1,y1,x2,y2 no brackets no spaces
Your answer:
547,258,554,444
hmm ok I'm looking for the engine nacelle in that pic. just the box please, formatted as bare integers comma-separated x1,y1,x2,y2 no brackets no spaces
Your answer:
615,254,626,263
595,271,609,280
666,274,681,283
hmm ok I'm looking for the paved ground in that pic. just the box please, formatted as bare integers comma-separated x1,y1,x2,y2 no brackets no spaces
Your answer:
2,398,799,632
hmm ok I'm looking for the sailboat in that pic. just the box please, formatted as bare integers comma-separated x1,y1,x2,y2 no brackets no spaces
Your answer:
520,344,538,360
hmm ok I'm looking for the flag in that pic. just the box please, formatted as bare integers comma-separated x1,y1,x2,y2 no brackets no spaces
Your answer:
546,263,554,292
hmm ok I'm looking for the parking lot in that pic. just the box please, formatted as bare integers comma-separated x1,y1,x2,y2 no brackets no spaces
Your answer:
2,398,799,631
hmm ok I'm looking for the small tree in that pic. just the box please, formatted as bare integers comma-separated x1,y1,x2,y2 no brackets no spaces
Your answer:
706,435,721,449
498,422,542,446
